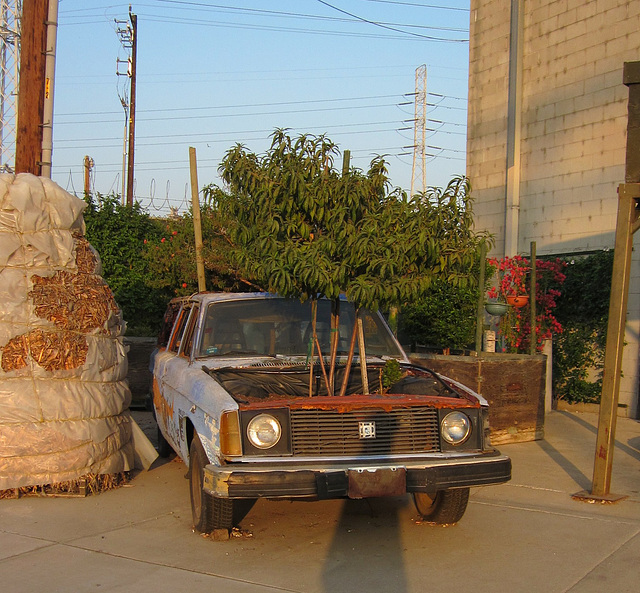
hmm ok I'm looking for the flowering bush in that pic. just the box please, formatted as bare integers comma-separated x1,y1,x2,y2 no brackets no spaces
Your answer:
488,256,566,353
488,254,530,299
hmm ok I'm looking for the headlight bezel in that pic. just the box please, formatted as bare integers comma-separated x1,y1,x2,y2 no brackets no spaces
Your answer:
240,408,291,456
247,413,282,449
439,410,474,448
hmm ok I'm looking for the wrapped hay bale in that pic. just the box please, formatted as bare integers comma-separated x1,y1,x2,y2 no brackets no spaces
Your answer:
0,173,134,493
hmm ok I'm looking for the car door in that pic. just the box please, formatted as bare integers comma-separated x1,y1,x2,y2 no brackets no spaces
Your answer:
153,302,195,457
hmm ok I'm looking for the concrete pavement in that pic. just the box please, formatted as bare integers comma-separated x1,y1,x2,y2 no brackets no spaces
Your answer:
0,410,638,593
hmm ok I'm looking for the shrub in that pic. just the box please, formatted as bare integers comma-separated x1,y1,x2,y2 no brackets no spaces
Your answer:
399,281,479,351
552,250,613,403
82,194,168,336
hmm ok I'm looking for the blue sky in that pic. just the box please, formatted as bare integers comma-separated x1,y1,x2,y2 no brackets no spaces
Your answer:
52,1,471,213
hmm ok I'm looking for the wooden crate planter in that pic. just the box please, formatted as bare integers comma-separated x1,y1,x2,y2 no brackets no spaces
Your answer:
410,353,546,444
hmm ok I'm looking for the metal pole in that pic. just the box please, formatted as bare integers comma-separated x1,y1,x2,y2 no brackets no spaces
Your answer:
504,0,524,257
0,0,8,167
475,242,487,354
189,146,206,292
120,100,127,204
529,241,537,355
40,0,57,178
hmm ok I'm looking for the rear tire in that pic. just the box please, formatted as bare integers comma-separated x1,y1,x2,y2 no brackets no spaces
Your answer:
413,488,470,525
189,434,242,532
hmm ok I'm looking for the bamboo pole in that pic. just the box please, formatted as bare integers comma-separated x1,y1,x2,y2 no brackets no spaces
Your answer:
189,147,206,292
475,242,487,353
529,241,537,355
357,314,369,394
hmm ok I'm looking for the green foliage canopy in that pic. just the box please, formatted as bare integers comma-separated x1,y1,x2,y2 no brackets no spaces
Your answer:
211,129,491,311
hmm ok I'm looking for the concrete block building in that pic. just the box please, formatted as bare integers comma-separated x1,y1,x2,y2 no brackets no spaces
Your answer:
466,0,640,417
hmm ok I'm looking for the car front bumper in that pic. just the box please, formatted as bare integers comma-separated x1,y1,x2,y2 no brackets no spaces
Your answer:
203,452,512,499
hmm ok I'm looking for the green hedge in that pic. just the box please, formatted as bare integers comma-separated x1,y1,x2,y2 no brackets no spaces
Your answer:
552,250,613,403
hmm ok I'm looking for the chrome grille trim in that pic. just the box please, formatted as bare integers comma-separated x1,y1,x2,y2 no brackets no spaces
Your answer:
290,407,441,456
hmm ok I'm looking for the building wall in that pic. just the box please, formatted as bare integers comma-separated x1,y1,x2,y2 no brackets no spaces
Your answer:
467,0,640,417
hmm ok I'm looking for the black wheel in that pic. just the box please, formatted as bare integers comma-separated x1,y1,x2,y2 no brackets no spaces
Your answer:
413,488,470,525
156,425,173,458
189,435,234,532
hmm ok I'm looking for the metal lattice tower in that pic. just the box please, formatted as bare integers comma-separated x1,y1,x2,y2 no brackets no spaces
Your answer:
0,0,20,172
410,64,427,197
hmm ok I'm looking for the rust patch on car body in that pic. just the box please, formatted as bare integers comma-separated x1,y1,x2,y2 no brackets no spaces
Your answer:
237,393,480,412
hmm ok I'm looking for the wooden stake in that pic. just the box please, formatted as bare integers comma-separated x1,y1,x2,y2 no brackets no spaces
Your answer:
189,147,206,292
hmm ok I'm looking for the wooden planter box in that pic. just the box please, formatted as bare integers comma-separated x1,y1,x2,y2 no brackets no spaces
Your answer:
410,353,546,444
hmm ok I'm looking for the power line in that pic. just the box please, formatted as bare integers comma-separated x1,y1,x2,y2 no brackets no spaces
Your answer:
59,3,469,42
315,0,466,42
55,91,467,118
54,101,406,126
361,0,469,11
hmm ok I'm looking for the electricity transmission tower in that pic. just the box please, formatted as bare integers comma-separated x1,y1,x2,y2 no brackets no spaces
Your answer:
0,0,21,172
410,64,427,197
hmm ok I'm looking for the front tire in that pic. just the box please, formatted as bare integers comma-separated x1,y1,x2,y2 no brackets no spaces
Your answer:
189,434,234,532
413,488,470,525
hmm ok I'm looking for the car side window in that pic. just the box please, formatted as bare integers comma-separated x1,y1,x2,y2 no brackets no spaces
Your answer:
168,305,192,354
180,305,200,359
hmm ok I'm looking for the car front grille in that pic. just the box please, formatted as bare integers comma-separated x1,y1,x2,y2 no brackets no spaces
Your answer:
289,406,441,456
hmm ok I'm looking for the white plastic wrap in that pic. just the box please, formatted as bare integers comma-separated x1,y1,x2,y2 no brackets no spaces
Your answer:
0,173,133,490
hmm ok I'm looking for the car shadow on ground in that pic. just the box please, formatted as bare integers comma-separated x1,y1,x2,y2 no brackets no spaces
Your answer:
320,496,410,593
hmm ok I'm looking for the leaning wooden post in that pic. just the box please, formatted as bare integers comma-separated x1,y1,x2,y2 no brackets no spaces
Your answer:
574,62,640,503
189,147,206,292
357,312,369,395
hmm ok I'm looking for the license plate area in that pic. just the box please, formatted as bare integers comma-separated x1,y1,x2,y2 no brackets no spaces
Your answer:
347,467,406,498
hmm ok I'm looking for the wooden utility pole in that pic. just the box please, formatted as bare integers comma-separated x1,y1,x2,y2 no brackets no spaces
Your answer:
574,61,640,503
125,8,137,206
15,0,48,175
83,155,93,195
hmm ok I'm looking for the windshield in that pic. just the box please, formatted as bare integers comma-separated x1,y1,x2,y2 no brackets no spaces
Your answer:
197,298,403,359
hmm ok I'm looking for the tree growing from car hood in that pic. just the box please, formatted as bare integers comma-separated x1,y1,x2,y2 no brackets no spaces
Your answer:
205,129,491,394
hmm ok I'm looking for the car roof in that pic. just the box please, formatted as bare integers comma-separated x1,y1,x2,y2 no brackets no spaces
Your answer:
184,292,351,305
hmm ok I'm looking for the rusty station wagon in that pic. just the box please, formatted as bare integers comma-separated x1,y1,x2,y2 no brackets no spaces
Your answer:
151,293,511,532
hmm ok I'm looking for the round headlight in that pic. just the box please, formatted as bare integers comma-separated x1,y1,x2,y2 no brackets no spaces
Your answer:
247,414,282,449
441,411,471,445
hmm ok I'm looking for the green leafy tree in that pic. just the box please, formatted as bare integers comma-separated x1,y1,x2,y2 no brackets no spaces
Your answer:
210,130,490,393
141,202,251,298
